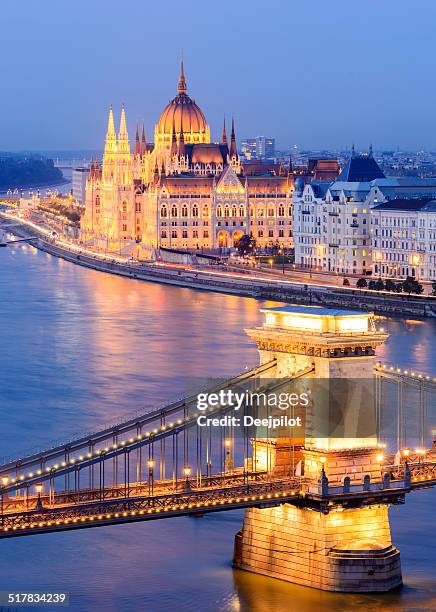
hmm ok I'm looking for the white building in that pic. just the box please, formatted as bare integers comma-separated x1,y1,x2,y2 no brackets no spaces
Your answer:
292,180,329,270
371,199,436,281
294,151,383,276
72,167,89,204
294,151,436,279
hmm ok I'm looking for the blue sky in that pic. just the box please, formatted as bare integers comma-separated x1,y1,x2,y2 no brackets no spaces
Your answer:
1,0,436,151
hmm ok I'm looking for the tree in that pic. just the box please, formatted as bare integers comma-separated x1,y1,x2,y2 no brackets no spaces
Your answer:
343,278,350,286
368,280,377,290
402,276,424,295
385,279,397,292
356,278,368,289
234,233,256,255
375,279,385,291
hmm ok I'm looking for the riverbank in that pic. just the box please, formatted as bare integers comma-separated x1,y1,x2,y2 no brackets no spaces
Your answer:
2,212,436,318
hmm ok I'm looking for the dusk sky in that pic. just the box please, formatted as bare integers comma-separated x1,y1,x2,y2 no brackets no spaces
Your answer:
2,0,436,151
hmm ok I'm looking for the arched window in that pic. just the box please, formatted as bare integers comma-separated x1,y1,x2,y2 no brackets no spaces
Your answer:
171,205,178,218
278,205,284,217
202,205,209,218
268,207,275,217
250,207,254,217
161,205,167,218
182,204,188,218
232,204,237,217
239,205,245,217
171,230,177,238
288,205,292,217
192,205,199,217
95,195,100,209
122,201,127,213
258,207,264,218
217,205,223,218
224,205,230,217
161,230,167,239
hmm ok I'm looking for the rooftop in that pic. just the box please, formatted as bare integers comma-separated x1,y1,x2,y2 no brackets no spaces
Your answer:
262,305,369,318
372,198,436,212
339,153,385,182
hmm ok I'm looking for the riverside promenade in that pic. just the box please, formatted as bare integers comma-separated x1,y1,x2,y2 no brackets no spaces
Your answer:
2,212,436,318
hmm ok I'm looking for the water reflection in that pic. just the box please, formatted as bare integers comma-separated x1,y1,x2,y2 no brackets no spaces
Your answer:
0,244,435,611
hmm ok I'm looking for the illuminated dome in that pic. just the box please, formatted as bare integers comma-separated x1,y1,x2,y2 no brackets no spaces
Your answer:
154,62,210,149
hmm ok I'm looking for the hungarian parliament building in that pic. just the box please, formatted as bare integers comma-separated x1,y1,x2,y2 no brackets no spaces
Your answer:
81,63,297,256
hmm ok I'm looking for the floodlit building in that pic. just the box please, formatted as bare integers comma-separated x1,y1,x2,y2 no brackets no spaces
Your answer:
81,64,294,256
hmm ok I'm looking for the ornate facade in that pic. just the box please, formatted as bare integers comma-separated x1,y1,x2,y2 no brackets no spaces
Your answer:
81,63,294,256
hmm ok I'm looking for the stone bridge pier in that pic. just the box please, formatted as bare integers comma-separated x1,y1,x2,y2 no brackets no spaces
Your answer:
234,306,402,592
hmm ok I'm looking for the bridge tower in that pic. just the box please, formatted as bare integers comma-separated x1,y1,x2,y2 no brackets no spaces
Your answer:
234,305,402,592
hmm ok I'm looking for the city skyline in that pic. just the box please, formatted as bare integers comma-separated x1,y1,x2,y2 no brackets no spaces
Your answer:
2,0,436,151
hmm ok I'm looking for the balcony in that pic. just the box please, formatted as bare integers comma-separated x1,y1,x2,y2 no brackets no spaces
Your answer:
329,211,339,217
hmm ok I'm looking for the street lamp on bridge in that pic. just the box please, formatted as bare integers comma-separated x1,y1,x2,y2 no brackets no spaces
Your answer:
183,467,191,492
35,483,44,512
147,460,155,496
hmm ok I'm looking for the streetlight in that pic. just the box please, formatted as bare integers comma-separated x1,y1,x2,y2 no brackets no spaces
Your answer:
1,476,9,526
35,483,43,512
280,246,285,275
183,467,191,491
147,460,155,496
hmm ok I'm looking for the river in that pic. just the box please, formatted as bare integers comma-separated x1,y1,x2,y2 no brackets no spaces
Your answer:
0,242,435,612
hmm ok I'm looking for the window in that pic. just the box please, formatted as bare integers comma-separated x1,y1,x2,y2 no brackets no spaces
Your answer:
193,205,199,217
232,205,237,217
182,230,188,238
182,205,188,218
160,206,167,217
161,230,167,239
224,206,230,217
217,205,223,217
135,203,141,212
171,230,177,238
203,230,209,238
171,205,178,217
239,205,245,217
202,205,209,218
122,224,127,232
278,205,284,217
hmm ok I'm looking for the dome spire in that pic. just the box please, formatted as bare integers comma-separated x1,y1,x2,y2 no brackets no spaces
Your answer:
178,59,187,94
229,116,237,157
222,116,227,145
134,124,140,156
140,124,146,157
118,104,128,140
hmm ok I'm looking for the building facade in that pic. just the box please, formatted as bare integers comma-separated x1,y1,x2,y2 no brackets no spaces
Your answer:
72,167,90,204
371,199,436,281
81,64,294,256
294,152,436,279
293,152,383,275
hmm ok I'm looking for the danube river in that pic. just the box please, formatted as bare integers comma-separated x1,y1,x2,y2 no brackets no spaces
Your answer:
0,242,435,612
